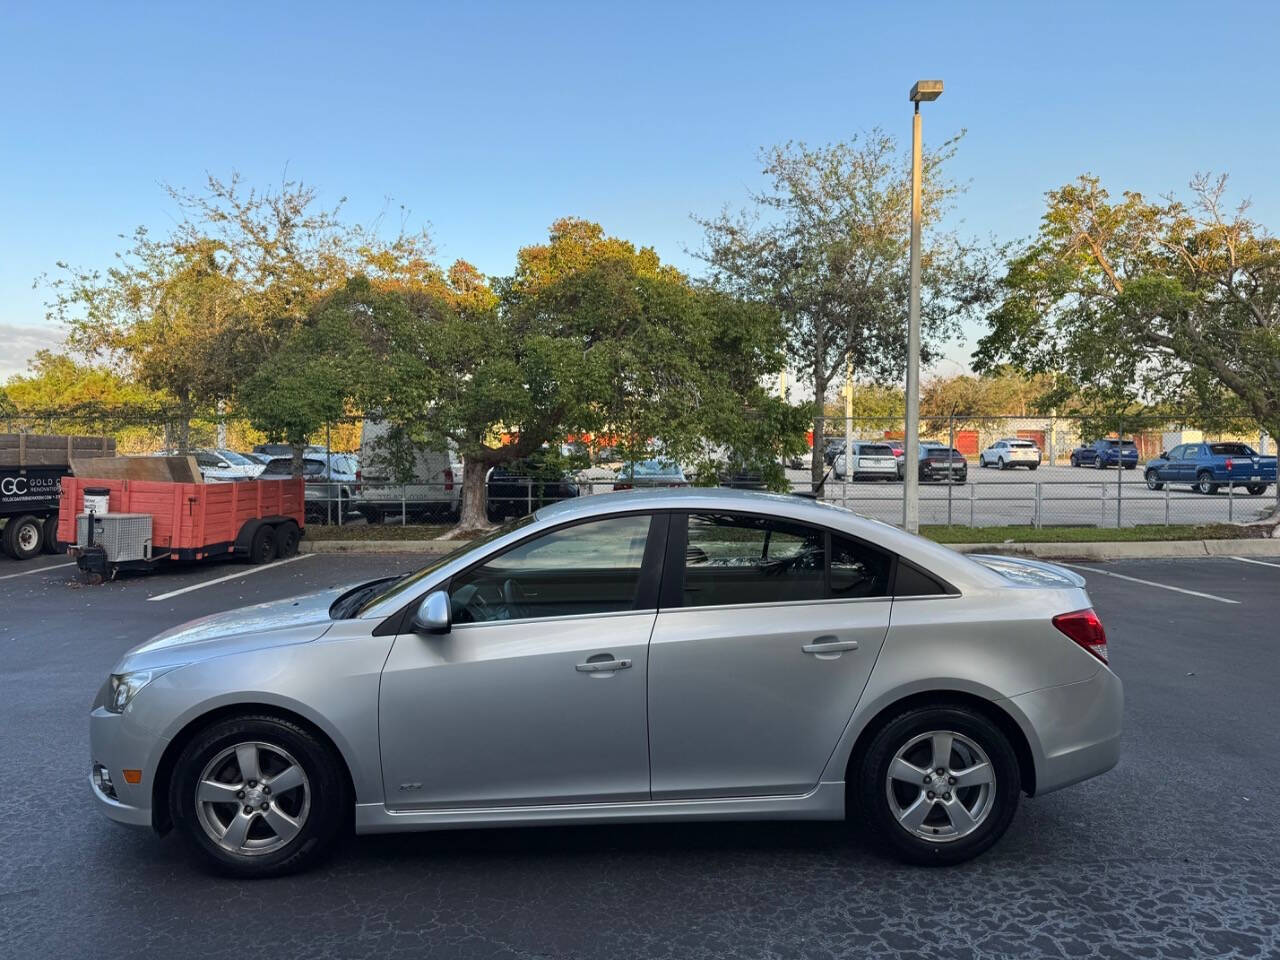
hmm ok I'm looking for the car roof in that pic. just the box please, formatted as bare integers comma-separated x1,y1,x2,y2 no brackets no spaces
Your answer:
534,487,1002,588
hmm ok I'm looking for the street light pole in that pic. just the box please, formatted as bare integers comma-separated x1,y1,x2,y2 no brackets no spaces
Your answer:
904,80,942,533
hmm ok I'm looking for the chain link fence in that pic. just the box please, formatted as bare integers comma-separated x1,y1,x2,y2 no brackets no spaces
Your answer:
4,408,1275,530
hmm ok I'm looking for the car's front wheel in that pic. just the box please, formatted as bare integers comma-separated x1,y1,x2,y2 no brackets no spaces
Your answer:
853,704,1020,866
1145,469,1164,491
170,715,348,877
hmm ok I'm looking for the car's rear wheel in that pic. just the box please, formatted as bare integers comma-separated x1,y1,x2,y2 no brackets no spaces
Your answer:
170,715,347,877
853,705,1020,866
1246,484,1267,496
997,457,1007,470
1196,471,1219,495
1145,469,1164,491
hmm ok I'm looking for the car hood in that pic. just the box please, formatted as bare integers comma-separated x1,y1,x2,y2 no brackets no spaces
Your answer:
968,554,1086,588
115,587,350,672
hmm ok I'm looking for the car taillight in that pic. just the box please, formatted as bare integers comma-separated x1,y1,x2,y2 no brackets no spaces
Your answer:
444,467,454,492
1053,608,1108,664
1225,458,1233,470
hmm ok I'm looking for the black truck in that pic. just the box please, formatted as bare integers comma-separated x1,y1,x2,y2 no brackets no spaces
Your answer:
0,433,115,560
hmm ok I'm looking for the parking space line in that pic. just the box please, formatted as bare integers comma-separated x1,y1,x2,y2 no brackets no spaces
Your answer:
1058,563,1240,604
147,555,314,602
1231,556,1280,571
0,561,76,582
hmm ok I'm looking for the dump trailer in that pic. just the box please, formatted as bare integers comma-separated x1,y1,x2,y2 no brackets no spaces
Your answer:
58,472,305,583
0,433,115,560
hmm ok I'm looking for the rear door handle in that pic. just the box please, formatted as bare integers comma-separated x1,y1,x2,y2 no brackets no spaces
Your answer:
802,636,859,656
575,657,632,673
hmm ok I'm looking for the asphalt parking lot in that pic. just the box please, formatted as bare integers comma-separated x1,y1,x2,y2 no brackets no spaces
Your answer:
3,551,1279,959
791,464,1277,528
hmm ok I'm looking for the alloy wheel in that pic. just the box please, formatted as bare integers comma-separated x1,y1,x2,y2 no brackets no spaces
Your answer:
885,730,995,843
195,741,311,856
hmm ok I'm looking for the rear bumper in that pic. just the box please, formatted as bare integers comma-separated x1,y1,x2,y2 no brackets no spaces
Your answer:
1007,666,1123,796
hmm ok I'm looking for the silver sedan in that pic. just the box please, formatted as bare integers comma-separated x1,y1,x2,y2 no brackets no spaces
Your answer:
89,488,1122,876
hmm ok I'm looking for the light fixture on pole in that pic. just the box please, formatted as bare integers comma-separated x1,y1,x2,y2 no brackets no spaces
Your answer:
903,79,942,533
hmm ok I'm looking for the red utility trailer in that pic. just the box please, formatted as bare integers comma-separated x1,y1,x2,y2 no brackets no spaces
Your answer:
59,475,305,582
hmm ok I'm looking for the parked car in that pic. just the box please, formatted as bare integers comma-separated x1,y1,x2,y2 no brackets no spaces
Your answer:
355,419,460,523
978,438,1041,470
260,455,360,523
1143,442,1277,495
784,448,813,471
916,443,968,483
614,459,689,490
834,441,899,481
88,488,1122,877
822,438,846,465
1070,439,1139,470
486,456,580,521
192,449,264,482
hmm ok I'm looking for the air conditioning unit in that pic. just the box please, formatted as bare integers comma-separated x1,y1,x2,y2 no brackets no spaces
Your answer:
77,513,153,562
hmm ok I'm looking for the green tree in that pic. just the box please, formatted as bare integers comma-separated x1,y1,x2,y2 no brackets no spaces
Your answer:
975,173,1280,505
696,133,994,489
44,174,432,453
365,218,808,532
2,350,169,450
239,280,374,475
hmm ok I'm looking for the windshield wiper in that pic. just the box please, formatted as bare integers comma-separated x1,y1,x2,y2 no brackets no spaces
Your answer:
331,574,409,620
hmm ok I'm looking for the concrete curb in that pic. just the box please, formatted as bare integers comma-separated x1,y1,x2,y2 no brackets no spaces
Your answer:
300,539,458,555
300,536,1279,561
946,539,1280,561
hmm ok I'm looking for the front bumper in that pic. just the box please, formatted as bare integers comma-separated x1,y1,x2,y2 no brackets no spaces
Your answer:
89,705,168,829
1007,665,1123,796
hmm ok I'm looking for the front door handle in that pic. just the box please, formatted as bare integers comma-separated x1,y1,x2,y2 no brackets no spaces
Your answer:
802,636,859,656
575,656,632,673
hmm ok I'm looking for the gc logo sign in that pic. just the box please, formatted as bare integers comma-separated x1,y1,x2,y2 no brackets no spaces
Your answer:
1,476,28,496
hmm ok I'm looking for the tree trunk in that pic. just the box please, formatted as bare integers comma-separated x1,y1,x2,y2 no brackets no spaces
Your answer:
810,366,828,491
290,442,305,479
447,457,494,538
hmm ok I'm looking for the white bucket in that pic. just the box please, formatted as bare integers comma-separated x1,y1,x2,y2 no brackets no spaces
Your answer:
83,493,110,515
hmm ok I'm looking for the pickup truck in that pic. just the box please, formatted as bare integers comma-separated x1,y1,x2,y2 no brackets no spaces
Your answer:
1143,442,1277,495
1070,438,1140,469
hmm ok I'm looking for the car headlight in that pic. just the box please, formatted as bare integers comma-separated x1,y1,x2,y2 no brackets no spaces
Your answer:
106,666,181,714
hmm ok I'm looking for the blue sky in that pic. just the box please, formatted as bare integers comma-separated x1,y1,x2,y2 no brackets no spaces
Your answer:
3,0,1278,378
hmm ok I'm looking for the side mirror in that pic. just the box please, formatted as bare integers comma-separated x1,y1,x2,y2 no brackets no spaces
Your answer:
411,590,451,634
1159,452,1168,460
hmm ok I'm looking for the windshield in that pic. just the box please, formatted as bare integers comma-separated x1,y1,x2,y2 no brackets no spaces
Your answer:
218,450,254,466
354,516,536,616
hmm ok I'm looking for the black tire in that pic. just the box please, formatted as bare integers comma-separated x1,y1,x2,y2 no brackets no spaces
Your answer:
169,714,348,878
1196,471,1219,495
852,704,1020,866
1028,462,1039,471
1246,484,1267,496
248,524,277,564
275,520,301,558
998,457,1007,471
1069,454,1079,467
1124,464,1137,470
1145,469,1164,491
41,516,64,554
2,514,43,560
1095,457,1106,470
